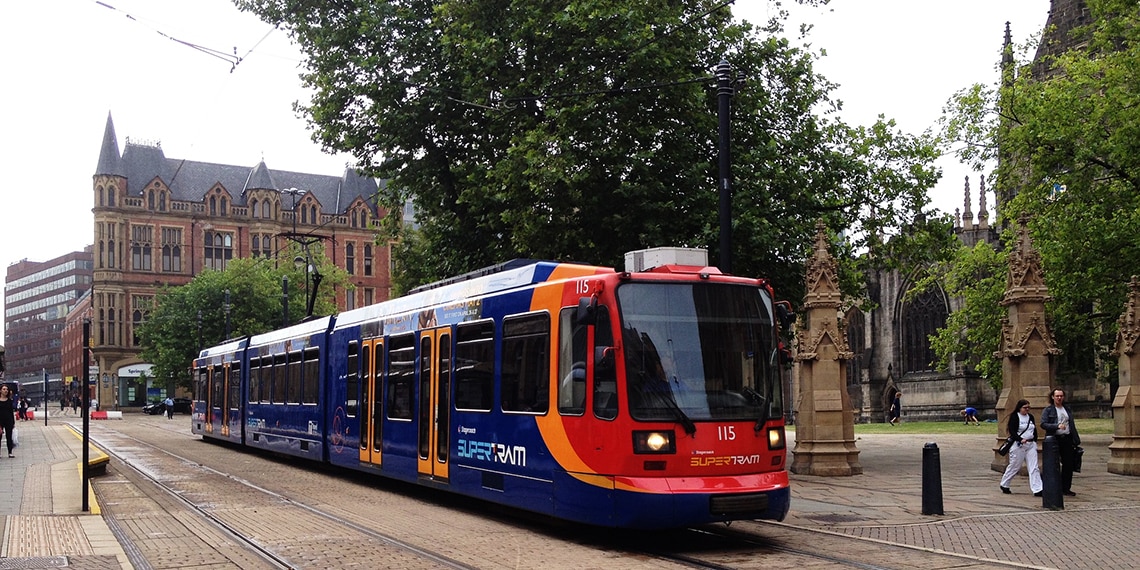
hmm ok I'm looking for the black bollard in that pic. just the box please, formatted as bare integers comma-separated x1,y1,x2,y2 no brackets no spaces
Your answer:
922,442,944,515
1041,435,1064,510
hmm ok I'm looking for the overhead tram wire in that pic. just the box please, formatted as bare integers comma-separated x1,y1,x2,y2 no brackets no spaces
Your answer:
90,0,276,72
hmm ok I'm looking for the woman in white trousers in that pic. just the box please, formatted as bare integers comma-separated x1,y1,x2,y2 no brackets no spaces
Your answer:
1000,398,1043,495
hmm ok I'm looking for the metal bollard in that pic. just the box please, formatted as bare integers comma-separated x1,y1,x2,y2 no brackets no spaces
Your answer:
922,442,944,515
1041,435,1064,510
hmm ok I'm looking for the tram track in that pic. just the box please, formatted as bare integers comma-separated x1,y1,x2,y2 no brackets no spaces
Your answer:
82,417,1021,569
624,525,898,570
87,424,480,570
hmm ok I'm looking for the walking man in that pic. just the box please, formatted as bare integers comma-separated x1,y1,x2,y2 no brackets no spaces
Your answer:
1041,388,1080,496
164,396,174,419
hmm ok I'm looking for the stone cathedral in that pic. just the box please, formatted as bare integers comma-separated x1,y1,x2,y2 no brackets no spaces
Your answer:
837,1,1112,423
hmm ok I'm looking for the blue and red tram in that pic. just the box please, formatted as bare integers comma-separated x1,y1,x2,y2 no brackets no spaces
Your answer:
192,251,791,528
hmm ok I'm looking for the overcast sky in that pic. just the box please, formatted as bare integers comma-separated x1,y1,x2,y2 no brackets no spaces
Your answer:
0,0,1048,340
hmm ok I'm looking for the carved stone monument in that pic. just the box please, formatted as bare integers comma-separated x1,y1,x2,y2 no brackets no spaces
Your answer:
1109,276,1140,476
790,222,862,476
991,217,1060,472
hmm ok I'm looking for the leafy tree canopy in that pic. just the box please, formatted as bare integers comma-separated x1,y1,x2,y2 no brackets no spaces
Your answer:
237,0,945,304
137,244,348,390
939,0,1139,385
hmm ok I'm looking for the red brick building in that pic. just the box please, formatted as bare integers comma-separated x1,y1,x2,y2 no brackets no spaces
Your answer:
76,113,390,408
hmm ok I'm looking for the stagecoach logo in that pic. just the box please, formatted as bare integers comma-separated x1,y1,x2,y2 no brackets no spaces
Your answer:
457,439,527,467
458,425,477,435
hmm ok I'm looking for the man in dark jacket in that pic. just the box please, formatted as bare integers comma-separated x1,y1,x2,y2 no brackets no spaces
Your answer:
1041,388,1081,496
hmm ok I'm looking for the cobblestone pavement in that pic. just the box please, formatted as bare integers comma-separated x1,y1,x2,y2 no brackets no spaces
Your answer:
2,416,1137,569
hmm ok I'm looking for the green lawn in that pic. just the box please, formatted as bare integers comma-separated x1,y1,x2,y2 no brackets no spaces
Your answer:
786,418,1115,435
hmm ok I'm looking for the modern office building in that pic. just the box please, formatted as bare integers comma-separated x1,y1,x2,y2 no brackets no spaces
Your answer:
3,247,95,398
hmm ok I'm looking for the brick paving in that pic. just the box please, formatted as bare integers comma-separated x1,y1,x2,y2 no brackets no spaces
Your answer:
1,416,1138,569
0,417,134,569
781,430,1140,570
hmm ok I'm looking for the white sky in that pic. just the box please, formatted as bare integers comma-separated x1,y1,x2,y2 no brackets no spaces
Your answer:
0,0,1048,340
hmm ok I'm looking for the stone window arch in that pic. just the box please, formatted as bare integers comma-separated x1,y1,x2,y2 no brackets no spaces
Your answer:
898,284,948,374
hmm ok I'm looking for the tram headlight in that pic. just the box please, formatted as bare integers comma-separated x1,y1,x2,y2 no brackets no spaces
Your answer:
767,426,786,450
633,430,676,454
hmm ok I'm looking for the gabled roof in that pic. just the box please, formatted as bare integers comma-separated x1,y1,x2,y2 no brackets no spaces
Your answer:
97,115,381,215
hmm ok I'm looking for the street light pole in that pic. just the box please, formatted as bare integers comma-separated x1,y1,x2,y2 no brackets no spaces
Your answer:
282,187,310,318
715,58,743,274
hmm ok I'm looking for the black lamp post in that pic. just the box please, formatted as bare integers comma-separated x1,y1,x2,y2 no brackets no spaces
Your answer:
715,58,744,274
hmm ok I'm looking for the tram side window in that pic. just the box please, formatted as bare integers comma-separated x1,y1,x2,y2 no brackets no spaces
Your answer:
271,354,287,403
593,306,618,420
346,342,359,417
287,351,303,404
196,367,208,403
371,342,384,450
386,333,415,420
211,368,223,409
229,365,241,410
302,347,319,404
454,320,494,411
256,358,267,403
558,307,588,414
501,313,550,414
249,358,261,404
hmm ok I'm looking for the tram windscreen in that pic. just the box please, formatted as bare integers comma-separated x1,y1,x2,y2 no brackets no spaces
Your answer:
617,282,782,423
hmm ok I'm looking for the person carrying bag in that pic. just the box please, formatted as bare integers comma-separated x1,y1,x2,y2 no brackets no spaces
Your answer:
999,399,1043,496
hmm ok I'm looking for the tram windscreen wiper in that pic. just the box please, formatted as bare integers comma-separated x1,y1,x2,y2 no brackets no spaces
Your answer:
742,386,769,432
634,375,697,436
656,388,696,436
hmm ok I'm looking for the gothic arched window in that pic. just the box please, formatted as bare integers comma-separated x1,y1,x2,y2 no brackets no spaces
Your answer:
899,286,948,373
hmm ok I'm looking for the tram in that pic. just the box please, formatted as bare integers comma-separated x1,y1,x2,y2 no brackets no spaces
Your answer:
192,249,792,529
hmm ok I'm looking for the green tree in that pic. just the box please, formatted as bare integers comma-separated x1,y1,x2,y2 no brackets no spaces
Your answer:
137,246,349,390
939,0,1139,386
236,0,945,302
920,241,1007,387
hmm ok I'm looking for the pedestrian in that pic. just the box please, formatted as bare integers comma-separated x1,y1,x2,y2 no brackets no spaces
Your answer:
1041,388,1081,497
164,396,174,420
0,385,17,458
999,399,1043,496
72,396,80,416
888,391,902,425
961,406,980,426
61,395,68,417
17,397,28,421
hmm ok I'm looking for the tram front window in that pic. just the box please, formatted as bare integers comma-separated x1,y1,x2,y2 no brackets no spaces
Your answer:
617,282,781,423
